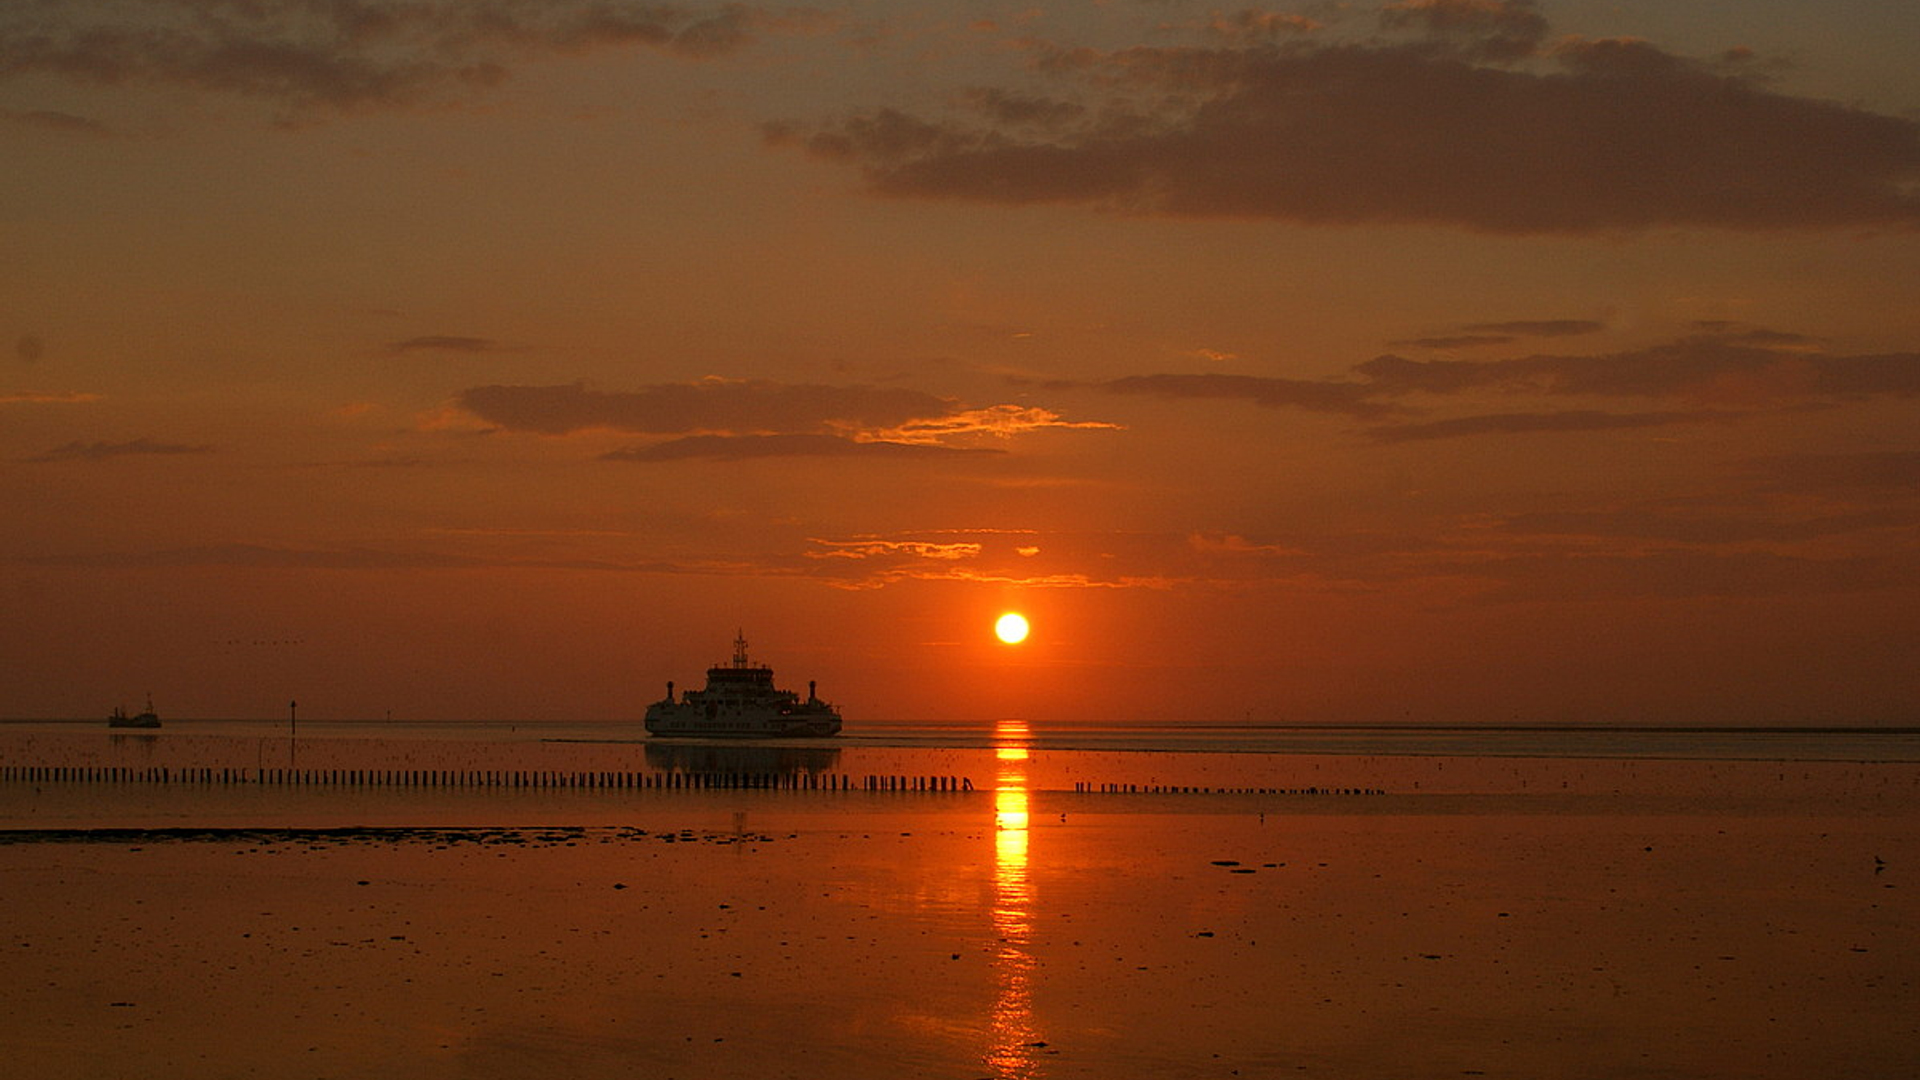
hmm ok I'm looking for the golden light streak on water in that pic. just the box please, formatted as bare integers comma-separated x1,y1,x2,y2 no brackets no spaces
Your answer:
986,719,1040,1077
995,719,1030,762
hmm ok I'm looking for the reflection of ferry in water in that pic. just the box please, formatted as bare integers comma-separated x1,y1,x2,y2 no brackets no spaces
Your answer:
642,742,840,775
645,633,842,738
108,695,161,729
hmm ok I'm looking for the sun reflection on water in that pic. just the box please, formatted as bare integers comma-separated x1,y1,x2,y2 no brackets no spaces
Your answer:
987,720,1041,1077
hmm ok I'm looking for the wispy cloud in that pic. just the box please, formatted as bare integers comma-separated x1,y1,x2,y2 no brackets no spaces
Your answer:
772,8,1920,233
807,538,983,560
1355,338,1920,402
1188,532,1306,557
1364,408,1730,443
458,379,956,436
1072,328,1919,441
456,377,1117,457
1489,503,1920,546
28,543,485,570
1462,319,1606,338
1737,450,1920,494
0,0,834,122
1386,334,1518,350
1389,318,1603,350
25,437,212,462
20,533,1187,592
796,528,1327,591
865,404,1122,443
1190,9,1326,46
602,433,1004,462
388,335,512,354
0,107,112,136
1462,549,1913,604
19,542,730,573
789,503,1920,598
1688,322,1823,350
1,391,101,405
1094,373,1392,418
1378,0,1548,62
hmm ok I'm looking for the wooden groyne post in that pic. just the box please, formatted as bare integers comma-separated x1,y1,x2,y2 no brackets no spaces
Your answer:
0,765,972,793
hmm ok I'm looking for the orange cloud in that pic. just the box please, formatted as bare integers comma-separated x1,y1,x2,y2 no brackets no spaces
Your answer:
860,404,1123,444
807,539,984,560
456,378,1117,460
795,528,1345,592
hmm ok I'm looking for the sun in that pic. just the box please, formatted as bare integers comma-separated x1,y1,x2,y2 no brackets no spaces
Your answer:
994,612,1030,645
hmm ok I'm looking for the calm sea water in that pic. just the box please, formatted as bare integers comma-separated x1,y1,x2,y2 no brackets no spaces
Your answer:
4,717,1917,761
4,717,1918,828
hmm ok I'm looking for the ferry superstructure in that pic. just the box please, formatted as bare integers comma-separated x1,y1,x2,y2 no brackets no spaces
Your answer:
644,633,842,738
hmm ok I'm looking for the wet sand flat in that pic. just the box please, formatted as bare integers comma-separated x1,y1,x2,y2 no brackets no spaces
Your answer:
3,781,1916,1080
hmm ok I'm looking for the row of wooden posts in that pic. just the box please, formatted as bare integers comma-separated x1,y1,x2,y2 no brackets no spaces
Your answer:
1074,781,1386,795
2,765,1389,796
0,764,969,792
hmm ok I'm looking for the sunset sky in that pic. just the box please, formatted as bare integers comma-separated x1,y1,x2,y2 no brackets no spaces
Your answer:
4,0,1917,724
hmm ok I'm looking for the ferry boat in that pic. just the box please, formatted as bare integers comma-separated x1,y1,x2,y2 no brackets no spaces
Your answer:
645,633,842,738
108,695,161,729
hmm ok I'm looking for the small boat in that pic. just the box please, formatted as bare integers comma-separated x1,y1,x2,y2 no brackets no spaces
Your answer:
108,695,161,729
645,632,841,738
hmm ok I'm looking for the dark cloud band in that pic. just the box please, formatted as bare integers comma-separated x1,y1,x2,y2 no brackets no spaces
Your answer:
775,23,1920,234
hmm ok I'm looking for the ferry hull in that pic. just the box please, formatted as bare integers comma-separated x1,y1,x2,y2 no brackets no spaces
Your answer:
643,704,841,738
108,702,161,729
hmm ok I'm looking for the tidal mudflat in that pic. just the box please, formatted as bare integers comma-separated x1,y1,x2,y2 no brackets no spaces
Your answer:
2,746,1916,1079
